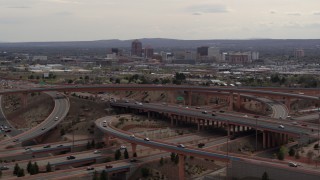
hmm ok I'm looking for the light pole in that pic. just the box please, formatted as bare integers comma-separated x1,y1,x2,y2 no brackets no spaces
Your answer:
254,115,259,152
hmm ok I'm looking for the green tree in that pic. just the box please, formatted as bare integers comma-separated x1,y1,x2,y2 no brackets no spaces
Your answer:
289,148,295,156
34,162,39,174
174,154,179,164
124,149,129,159
27,161,32,173
86,141,91,149
160,157,164,166
170,152,176,162
46,162,52,172
100,170,108,180
115,149,121,160
262,171,269,180
13,163,20,175
92,170,99,180
115,78,120,84
68,79,73,84
133,152,137,157
17,168,25,177
141,168,150,178
91,139,95,148
277,146,287,160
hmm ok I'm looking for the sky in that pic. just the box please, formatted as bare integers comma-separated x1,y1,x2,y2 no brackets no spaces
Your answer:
0,0,320,42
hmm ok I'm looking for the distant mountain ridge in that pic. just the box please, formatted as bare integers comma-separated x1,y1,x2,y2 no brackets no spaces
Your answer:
0,38,320,50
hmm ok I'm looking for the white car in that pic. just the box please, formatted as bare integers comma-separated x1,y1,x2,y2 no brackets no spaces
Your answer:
288,162,298,167
177,144,185,148
130,134,135,138
93,150,101,154
243,115,248,117
144,137,150,141
278,125,285,129
120,145,127,150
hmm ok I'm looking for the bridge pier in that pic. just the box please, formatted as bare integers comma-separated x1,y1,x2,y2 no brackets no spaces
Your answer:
236,93,241,110
285,97,291,112
104,134,110,146
178,154,185,180
229,92,234,111
21,92,28,107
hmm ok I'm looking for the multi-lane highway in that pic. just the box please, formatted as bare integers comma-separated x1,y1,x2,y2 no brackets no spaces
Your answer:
0,95,22,136
0,92,70,148
111,102,316,137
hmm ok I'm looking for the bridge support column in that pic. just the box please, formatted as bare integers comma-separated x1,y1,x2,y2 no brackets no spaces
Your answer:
228,92,234,111
170,116,173,127
271,133,276,147
227,124,230,137
236,93,241,110
187,91,192,106
178,154,185,180
197,119,200,132
147,111,150,119
131,143,137,157
204,93,209,105
267,132,271,148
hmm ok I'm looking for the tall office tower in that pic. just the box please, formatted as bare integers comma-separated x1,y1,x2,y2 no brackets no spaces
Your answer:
197,46,209,57
294,48,305,58
131,40,142,57
144,46,154,58
208,47,221,61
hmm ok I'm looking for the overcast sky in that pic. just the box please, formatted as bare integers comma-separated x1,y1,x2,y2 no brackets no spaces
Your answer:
1,0,320,42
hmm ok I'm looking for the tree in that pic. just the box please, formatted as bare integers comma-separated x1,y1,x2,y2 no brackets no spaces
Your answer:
46,162,52,172
115,149,121,160
133,152,137,157
27,161,32,173
17,168,25,177
170,152,176,162
100,170,108,180
174,154,179,164
34,162,39,174
92,170,99,180
86,141,91,149
160,157,164,166
124,149,129,159
91,139,95,148
13,163,20,175
289,148,295,156
60,128,65,136
141,168,150,177
115,78,120,84
262,171,269,180
277,146,287,160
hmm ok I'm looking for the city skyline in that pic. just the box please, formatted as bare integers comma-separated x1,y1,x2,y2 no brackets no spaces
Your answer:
1,0,320,42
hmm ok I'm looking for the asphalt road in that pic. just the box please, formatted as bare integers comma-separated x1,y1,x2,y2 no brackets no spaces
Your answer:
0,92,70,148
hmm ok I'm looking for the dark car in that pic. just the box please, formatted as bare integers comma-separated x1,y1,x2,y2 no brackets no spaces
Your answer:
0,166,9,170
43,145,51,148
212,113,216,116
219,110,225,113
105,165,113,169
67,155,76,160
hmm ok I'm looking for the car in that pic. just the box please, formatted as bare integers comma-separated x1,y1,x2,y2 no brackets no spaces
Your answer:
103,120,107,123
41,128,46,130
105,165,113,169
162,102,167,106
196,107,201,109
130,159,138,162
86,166,94,170
67,155,76,160
288,162,298,167
219,110,225,113
13,139,19,142
5,129,11,132
43,145,51,148
120,145,127,150
57,145,64,147
278,125,285,129
25,147,31,150
185,106,189,109
125,100,129,103
103,124,107,127
144,137,150,141
291,122,298,125
212,113,216,116
177,144,185,148
138,102,143,106
0,166,9,170
55,117,59,121
4,126,7,129
301,124,308,127
93,150,101,154
202,111,208,114
130,134,135,138
243,115,248,117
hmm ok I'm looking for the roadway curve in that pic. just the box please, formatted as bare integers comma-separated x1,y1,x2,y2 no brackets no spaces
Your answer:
0,95,22,136
0,92,70,148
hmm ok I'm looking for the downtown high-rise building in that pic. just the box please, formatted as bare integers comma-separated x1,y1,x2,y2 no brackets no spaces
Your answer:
131,40,142,57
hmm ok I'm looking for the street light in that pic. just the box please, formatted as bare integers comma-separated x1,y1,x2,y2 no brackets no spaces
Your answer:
254,115,259,152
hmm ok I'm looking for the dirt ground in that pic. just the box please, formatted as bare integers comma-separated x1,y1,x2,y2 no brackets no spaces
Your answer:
40,95,109,143
2,93,54,129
